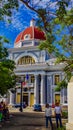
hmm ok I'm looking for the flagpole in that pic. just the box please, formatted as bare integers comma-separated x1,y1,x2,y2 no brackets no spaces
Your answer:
20,77,24,112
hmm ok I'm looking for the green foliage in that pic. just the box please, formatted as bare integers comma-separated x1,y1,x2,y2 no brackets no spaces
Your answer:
54,86,61,91
62,111,68,119
0,36,9,59
38,1,73,89
0,0,19,95
55,80,68,92
0,0,19,22
57,126,66,130
56,0,69,20
39,33,55,53
0,36,16,95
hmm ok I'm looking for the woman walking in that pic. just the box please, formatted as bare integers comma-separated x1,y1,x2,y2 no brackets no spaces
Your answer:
45,103,53,130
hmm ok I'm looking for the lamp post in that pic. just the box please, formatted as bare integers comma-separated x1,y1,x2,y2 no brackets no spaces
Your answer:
20,77,24,112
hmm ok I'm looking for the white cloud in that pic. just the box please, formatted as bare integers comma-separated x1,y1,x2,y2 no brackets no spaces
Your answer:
4,2,38,32
4,0,58,32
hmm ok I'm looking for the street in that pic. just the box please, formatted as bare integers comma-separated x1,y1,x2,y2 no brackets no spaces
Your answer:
0,108,68,130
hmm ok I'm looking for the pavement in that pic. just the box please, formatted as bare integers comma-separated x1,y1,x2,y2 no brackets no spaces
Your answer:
0,107,68,130
9,106,33,113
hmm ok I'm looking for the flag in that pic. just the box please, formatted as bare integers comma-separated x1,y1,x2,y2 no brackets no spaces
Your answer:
22,82,27,87
26,74,29,80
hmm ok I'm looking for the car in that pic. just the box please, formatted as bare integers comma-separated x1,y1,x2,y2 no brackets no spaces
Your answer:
13,103,26,108
33,104,42,111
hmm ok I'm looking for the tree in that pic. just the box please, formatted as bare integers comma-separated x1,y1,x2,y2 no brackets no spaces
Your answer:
0,36,16,95
18,0,73,89
0,0,19,22
0,0,19,95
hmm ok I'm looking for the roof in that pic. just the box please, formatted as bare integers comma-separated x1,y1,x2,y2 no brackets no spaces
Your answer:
15,27,46,44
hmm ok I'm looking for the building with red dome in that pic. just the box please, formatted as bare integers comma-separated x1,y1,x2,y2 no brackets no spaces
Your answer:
8,19,67,107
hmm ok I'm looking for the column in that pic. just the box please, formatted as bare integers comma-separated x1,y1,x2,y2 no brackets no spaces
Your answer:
62,74,65,105
34,75,39,104
40,75,45,105
28,92,30,106
66,76,73,130
9,90,13,105
28,75,30,106
47,76,52,104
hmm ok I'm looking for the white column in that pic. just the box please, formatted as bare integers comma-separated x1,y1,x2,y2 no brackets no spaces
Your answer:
40,75,45,105
28,92,30,106
47,77,49,103
9,91,13,105
34,75,39,104
47,76,52,104
66,76,73,130
28,75,30,106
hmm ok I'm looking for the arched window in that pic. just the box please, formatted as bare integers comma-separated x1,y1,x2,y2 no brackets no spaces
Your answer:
24,34,30,40
17,56,35,65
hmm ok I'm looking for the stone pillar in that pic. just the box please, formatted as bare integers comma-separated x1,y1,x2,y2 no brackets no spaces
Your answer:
9,91,14,105
47,76,52,104
28,92,30,106
40,75,45,105
34,75,39,104
66,76,73,130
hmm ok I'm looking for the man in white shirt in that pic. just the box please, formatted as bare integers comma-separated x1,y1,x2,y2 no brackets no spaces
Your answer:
45,103,53,130
54,102,62,128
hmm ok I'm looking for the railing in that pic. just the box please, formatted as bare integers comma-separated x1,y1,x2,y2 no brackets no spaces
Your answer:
16,82,34,88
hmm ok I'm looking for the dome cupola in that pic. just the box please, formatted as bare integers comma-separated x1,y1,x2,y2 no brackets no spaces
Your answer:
14,19,46,47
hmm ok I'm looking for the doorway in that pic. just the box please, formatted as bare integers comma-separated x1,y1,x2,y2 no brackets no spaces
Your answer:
23,94,28,106
55,94,60,104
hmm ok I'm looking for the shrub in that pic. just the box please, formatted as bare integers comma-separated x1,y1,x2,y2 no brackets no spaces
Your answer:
62,111,68,119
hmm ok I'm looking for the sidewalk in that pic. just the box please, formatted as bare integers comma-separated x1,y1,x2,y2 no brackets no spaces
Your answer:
0,108,68,130
9,106,34,113
9,106,68,125
0,114,68,130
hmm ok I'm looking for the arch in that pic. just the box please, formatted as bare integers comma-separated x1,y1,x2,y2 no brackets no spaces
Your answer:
15,52,38,65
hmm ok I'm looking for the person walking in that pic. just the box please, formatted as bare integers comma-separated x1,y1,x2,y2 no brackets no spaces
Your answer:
54,102,62,128
0,101,3,127
45,103,53,130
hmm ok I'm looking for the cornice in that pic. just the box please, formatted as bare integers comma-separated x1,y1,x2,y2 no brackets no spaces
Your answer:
8,46,39,53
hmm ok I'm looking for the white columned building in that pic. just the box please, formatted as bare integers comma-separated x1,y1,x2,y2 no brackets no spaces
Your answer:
8,19,67,107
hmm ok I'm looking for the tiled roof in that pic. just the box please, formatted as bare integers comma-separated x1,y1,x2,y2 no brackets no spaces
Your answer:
15,27,46,44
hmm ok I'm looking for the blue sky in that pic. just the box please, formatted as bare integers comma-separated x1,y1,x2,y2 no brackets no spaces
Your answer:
0,0,58,48
0,2,38,48
0,0,73,48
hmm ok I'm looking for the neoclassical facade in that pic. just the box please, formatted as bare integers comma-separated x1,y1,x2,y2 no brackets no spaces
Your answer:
8,19,67,106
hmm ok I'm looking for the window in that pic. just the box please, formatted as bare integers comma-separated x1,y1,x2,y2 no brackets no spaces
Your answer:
55,75,60,85
17,56,35,65
24,34,30,40
31,75,35,83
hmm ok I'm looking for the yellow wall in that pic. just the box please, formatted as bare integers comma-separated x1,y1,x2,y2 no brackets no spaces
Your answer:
30,93,34,106
55,94,60,103
16,93,20,104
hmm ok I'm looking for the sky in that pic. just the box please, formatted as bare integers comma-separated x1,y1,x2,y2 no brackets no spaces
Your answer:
0,0,73,48
0,2,38,48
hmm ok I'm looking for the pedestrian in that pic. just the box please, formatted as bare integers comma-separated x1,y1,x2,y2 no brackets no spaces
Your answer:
3,103,9,121
45,103,53,130
0,102,3,127
54,102,62,128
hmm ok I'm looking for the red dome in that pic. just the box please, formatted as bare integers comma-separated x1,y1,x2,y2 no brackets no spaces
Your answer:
15,27,46,44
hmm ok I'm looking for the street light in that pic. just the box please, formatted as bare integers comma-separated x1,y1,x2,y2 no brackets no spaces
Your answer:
19,77,24,112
